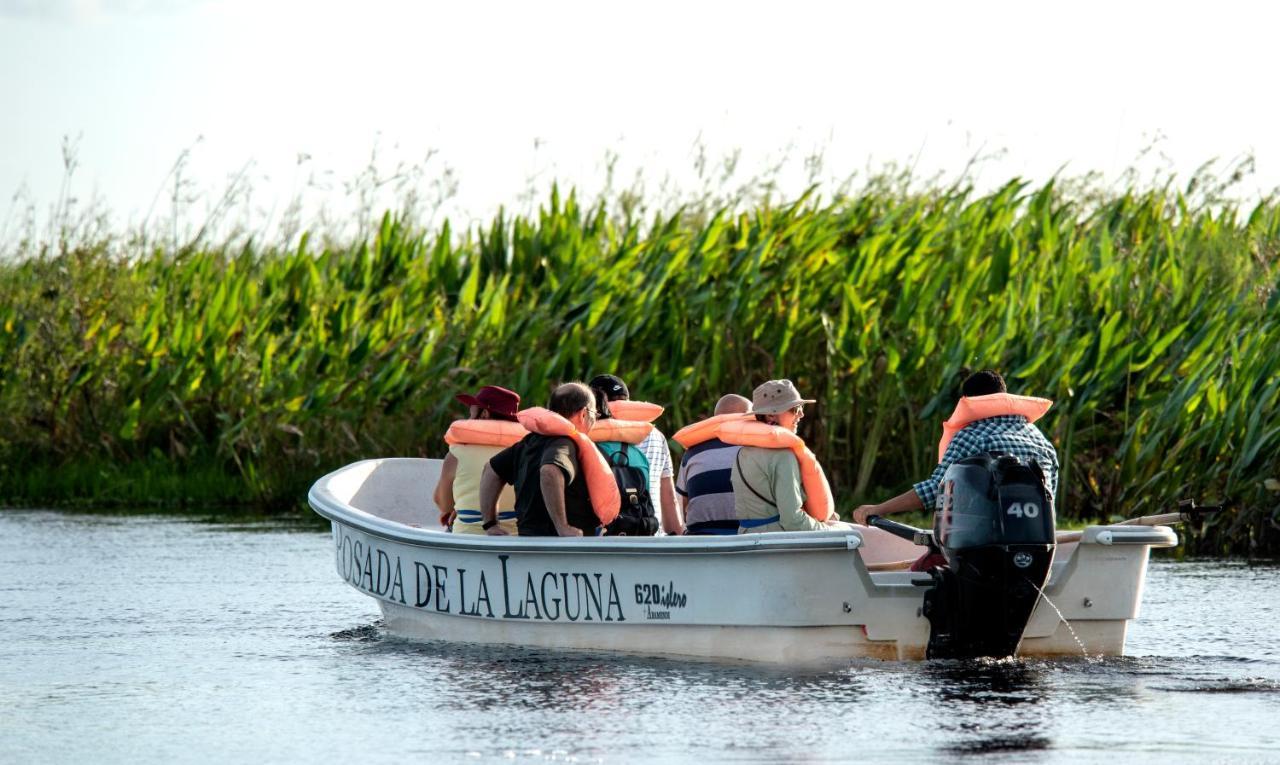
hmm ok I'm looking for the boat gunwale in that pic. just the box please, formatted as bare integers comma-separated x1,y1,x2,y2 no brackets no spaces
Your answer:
309,458,1178,555
310,461,868,555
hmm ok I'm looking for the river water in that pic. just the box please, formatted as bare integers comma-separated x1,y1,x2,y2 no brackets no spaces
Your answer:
1,510,1277,763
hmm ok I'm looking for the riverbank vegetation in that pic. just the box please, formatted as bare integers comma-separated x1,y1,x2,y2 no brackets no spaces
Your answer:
1,172,1277,553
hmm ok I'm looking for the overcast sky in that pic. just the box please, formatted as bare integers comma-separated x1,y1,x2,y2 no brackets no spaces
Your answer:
2,0,1276,242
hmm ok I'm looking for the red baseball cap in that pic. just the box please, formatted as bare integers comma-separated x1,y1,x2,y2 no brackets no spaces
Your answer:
456,385,521,417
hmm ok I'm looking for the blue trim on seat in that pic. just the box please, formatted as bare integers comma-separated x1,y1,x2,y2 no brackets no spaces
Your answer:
455,509,517,522
738,514,781,529
686,526,740,536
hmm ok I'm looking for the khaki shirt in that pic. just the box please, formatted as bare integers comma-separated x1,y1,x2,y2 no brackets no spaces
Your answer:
730,446,826,533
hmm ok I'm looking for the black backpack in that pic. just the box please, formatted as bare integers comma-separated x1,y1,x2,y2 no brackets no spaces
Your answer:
600,444,659,536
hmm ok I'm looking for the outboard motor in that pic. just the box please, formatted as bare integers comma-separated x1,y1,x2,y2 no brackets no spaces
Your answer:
870,451,1056,659
925,452,1056,659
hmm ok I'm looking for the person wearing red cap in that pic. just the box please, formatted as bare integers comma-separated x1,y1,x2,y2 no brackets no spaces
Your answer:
435,385,523,534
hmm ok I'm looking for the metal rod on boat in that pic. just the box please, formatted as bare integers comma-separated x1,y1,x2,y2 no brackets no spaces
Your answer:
1055,502,1222,543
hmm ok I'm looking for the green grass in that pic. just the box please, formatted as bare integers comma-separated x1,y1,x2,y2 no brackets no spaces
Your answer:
0,454,253,509
1,174,1278,553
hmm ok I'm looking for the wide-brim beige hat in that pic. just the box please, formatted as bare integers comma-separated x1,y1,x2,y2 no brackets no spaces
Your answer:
752,379,816,414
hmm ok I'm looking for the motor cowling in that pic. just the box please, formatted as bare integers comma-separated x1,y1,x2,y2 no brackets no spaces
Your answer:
922,452,1056,659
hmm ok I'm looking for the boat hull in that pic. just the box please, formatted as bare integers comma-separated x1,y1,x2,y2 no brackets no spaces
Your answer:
312,458,1176,663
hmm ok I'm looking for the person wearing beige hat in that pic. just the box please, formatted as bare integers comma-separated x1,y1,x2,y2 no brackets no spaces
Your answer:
728,379,840,533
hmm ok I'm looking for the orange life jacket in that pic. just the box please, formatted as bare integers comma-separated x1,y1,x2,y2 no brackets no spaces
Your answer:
672,413,752,449
516,407,621,527
938,393,1053,461
588,419,654,445
438,418,527,526
606,400,663,423
443,418,528,448
717,419,835,522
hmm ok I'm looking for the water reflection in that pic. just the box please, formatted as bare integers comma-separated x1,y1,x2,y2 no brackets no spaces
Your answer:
325,623,876,760
922,659,1053,756
340,627,870,714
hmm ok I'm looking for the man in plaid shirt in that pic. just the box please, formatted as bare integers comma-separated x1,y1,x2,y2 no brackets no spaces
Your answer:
852,370,1058,525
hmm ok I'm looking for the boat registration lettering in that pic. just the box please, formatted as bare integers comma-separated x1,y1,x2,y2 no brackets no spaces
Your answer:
334,530,636,622
635,581,689,621
635,582,688,609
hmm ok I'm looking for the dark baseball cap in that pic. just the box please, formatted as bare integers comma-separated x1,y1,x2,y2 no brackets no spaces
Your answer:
456,385,521,417
589,374,629,401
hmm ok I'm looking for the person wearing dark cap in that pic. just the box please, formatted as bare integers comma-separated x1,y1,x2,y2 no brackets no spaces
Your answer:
435,385,525,535
851,370,1057,568
588,374,682,535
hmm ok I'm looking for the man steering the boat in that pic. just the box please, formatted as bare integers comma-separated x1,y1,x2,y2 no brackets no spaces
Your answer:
479,382,605,537
852,370,1059,566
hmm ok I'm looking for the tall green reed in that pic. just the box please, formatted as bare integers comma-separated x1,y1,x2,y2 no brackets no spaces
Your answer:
0,177,1276,552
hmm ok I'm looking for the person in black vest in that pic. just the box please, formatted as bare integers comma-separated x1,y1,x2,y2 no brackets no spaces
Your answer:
479,382,600,537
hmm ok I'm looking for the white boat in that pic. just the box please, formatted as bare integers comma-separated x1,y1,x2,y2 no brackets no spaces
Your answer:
309,457,1178,663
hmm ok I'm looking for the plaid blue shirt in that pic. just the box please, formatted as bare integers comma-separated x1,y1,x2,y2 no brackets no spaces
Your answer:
912,415,1059,510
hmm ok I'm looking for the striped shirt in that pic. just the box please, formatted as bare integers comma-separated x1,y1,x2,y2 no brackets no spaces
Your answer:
639,428,674,502
675,438,739,530
913,415,1059,509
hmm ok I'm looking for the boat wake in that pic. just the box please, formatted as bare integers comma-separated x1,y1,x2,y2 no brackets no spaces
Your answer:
1158,677,1280,694
329,621,385,642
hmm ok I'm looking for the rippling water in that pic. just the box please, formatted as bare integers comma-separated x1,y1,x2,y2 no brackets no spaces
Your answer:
1,510,1277,763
